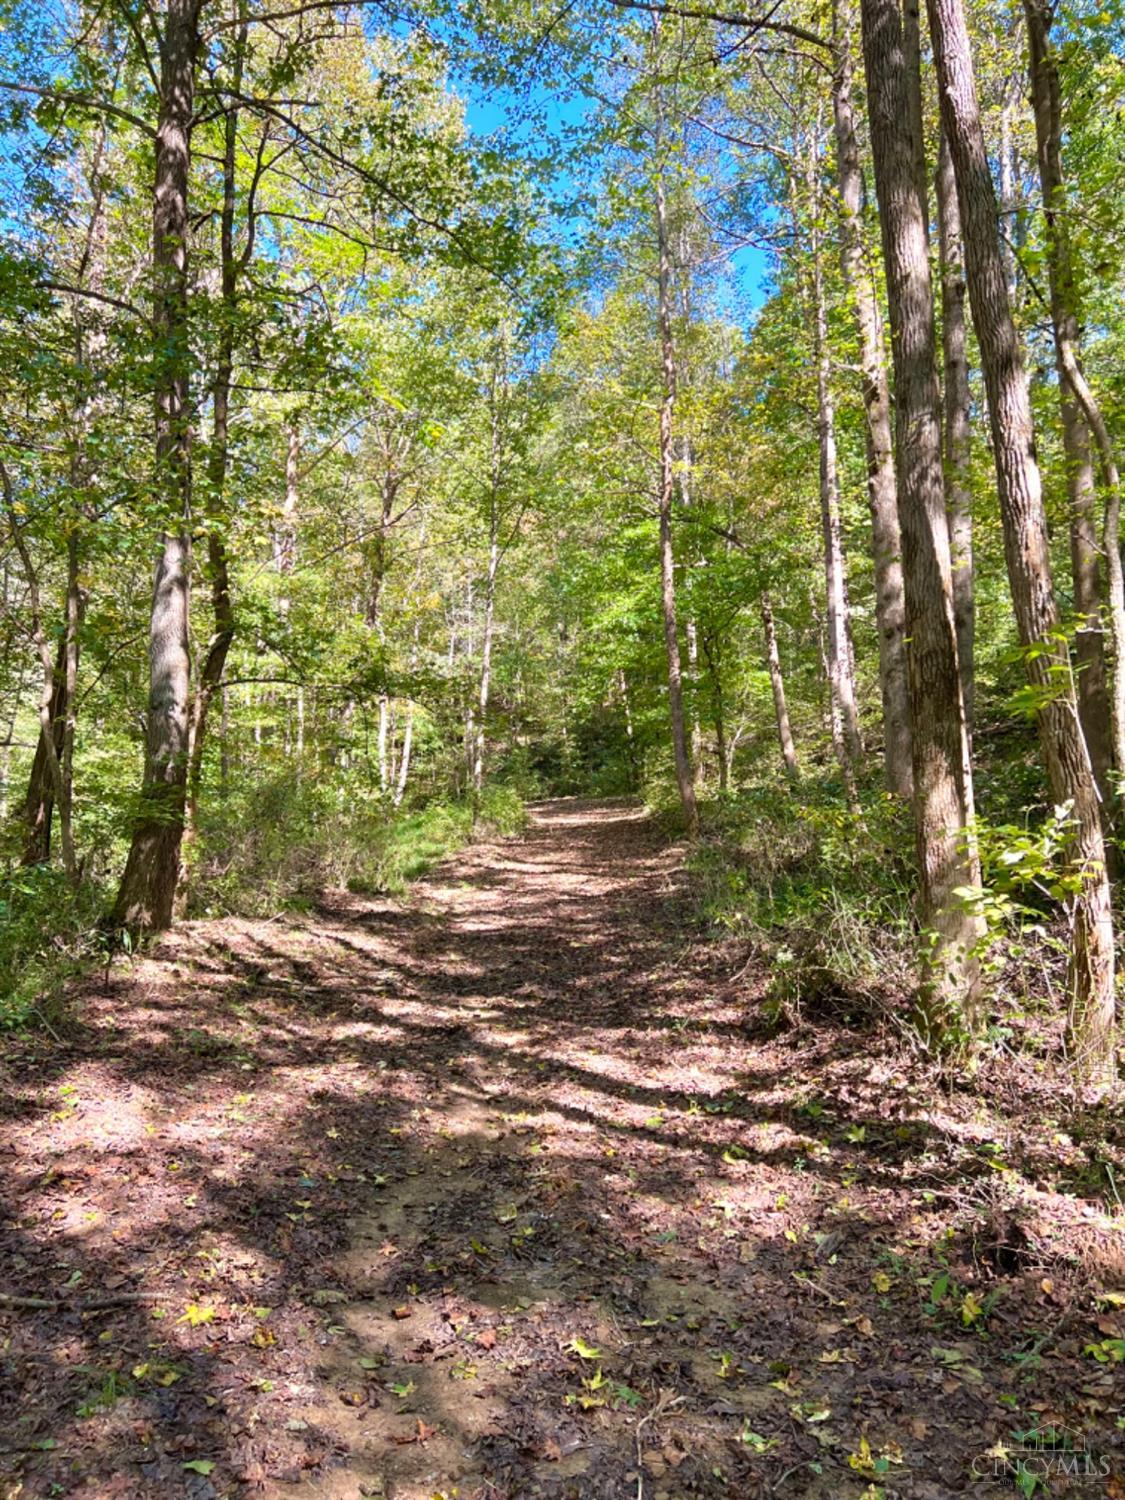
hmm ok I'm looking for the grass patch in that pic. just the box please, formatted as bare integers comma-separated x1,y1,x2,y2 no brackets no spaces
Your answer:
0,863,109,1032
192,775,526,917
689,774,916,1027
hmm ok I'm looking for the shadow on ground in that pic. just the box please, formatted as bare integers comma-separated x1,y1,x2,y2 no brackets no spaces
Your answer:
1,799,1122,1499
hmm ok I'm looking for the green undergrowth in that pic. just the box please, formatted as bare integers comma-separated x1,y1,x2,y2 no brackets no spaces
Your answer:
0,781,525,1032
192,774,526,918
0,863,110,1032
687,775,918,1027
683,769,1091,1052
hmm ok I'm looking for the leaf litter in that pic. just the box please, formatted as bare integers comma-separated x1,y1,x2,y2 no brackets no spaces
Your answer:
0,799,1121,1497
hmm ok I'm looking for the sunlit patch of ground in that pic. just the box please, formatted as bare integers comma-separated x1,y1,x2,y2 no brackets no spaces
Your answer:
1,798,1122,1499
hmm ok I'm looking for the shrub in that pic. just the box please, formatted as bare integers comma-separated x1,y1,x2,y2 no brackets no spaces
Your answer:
0,863,107,1032
190,770,525,917
689,773,916,1027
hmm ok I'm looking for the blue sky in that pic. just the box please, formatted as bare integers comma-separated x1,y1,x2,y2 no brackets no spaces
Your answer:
455,69,773,321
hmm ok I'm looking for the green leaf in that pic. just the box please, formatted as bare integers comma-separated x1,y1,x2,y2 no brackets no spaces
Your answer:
564,1336,603,1359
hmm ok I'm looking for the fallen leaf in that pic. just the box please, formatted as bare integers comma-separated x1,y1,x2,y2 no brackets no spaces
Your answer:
392,1418,437,1445
564,1336,602,1360
178,1302,216,1327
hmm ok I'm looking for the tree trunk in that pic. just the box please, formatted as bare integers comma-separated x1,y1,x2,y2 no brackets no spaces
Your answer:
999,95,1018,298
62,528,81,851
902,0,929,218
928,0,1116,1080
378,697,390,792
700,633,728,793
0,460,77,880
618,669,640,791
677,435,705,792
178,15,245,908
802,142,864,791
831,11,912,796
18,637,66,866
278,422,300,578
935,130,976,738
655,167,698,834
1024,0,1117,803
393,620,420,808
813,231,863,784
472,500,500,797
861,0,986,1037
762,595,799,780
364,457,398,793
113,0,199,933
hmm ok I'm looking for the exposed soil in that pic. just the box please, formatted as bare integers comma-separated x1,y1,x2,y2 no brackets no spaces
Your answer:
1,799,1122,1499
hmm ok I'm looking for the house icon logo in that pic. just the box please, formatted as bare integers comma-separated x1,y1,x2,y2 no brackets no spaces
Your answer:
971,1424,1111,1486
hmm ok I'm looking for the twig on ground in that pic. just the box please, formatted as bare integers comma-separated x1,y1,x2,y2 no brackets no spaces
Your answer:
0,1290,174,1312
633,1388,683,1500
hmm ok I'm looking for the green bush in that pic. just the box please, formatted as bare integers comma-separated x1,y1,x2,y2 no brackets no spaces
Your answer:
190,770,526,917
689,773,916,1025
0,863,107,1032
473,782,528,837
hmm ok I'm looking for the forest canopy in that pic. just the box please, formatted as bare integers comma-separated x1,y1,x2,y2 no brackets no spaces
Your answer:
2,2,1125,1496
0,0,1122,1081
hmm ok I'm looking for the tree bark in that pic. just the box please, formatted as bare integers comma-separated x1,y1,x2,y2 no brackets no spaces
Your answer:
113,0,199,933
1024,0,1117,802
1,460,77,880
655,165,699,834
472,502,499,798
393,619,420,808
677,436,705,792
999,94,1018,298
179,10,246,908
928,0,1116,1080
761,595,799,780
831,10,912,796
861,0,986,1037
902,0,929,218
278,422,300,579
935,130,976,738
699,632,728,792
799,145,864,794
17,637,67,866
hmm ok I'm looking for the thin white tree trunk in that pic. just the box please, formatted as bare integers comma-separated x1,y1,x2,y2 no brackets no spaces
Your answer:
473,504,500,797
762,595,799,779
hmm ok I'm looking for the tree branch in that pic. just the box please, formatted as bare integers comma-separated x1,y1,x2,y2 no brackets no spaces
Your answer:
0,80,156,137
602,0,828,50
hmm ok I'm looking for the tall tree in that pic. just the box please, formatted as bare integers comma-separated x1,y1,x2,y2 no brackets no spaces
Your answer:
651,32,699,834
113,0,201,933
928,0,1117,1079
831,8,911,796
180,6,249,900
1023,0,1120,800
761,594,800,779
935,130,975,736
800,134,863,792
861,0,986,1036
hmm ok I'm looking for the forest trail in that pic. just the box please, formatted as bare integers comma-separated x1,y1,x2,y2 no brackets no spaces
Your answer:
2,800,1122,1499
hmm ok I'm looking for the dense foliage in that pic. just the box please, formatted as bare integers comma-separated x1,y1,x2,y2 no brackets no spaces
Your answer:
0,0,1122,1080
